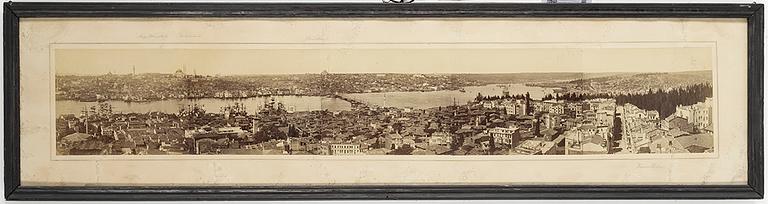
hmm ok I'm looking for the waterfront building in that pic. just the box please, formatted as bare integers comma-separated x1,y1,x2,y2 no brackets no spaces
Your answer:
216,126,246,137
329,143,361,155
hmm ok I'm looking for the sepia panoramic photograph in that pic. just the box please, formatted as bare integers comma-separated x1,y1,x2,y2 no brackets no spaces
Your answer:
53,46,715,156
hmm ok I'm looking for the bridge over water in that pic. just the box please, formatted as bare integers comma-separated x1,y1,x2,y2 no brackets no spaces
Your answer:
328,94,370,109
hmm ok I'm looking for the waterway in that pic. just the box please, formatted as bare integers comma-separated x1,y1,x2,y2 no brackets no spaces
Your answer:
343,83,556,109
56,83,555,116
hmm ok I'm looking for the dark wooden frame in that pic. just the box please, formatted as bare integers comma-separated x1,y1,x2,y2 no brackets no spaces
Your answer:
3,2,764,200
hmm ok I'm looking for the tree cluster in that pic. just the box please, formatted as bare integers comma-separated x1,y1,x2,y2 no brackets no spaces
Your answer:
615,83,712,118
537,83,712,119
475,92,529,101
544,83,712,118
542,92,613,101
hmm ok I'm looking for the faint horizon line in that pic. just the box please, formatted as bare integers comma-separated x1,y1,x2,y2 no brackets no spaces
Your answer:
54,69,713,76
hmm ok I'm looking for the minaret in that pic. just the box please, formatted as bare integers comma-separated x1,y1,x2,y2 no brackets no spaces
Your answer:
251,119,258,133
383,94,387,107
81,105,89,134
132,65,136,76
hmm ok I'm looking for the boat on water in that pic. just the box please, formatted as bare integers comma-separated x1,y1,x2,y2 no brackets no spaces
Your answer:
126,99,150,103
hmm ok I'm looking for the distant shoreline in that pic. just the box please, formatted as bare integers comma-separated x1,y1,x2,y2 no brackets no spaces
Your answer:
54,83,540,103
55,88,467,103
56,94,332,103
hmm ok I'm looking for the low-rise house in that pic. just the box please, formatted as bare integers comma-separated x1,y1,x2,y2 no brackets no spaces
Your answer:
649,135,688,154
667,116,695,133
428,132,453,147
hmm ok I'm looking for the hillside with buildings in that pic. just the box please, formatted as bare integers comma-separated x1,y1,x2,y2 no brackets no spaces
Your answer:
455,72,588,85
55,70,714,156
532,71,712,94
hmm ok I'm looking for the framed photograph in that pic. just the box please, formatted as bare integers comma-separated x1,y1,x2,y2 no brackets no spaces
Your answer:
3,2,764,200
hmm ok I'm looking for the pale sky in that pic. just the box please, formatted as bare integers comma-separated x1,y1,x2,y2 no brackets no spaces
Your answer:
55,47,712,75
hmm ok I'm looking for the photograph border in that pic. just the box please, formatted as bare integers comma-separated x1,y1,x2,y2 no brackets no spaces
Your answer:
3,2,764,200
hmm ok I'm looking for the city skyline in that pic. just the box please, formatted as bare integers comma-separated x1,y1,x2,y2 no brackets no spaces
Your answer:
56,67,714,156
55,47,713,75
53,46,715,157
55,70,712,76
